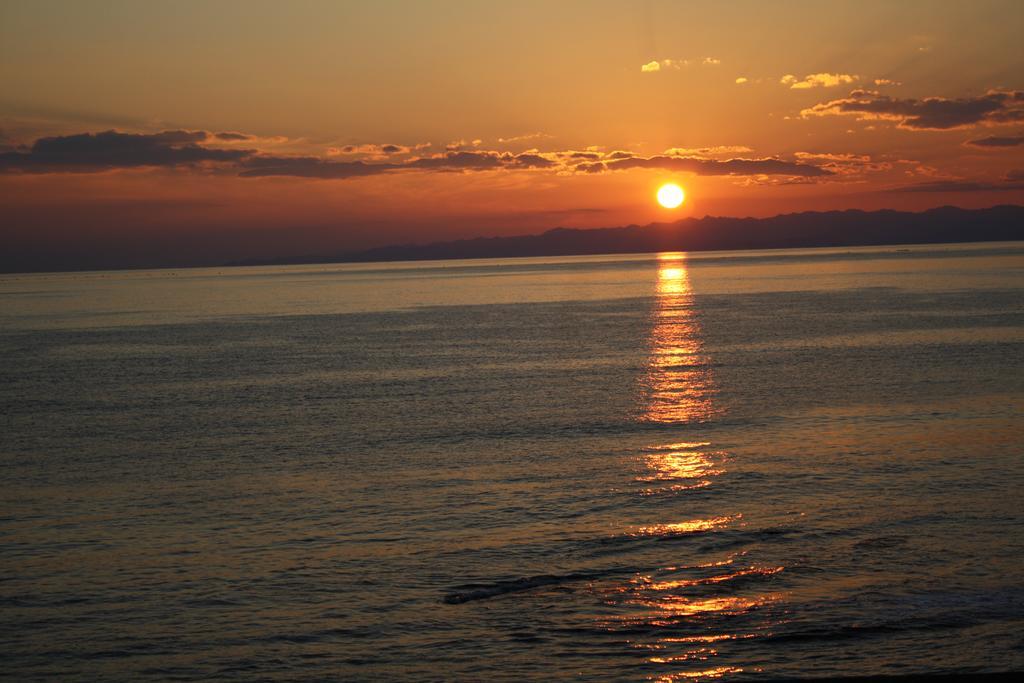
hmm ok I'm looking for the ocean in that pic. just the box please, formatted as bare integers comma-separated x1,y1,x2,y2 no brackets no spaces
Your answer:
2,243,1023,681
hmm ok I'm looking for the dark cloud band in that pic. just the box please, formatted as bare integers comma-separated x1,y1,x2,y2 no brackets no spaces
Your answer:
0,130,250,172
803,89,1024,130
1,129,830,180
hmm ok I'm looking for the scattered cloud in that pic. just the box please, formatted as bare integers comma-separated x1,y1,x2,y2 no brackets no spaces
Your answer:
1,129,836,181
794,151,891,175
873,78,901,86
964,134,1024,147
446,138,483,151
410,150,553,170
735,77,748,85
327,143,429,157
801,89,1024,129
246,148,833,180
640,57,717,72
641,59,687,73
783,73,858,89
900,161,946,178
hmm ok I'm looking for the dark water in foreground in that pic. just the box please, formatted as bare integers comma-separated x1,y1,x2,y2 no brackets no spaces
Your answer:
2,243,1024,681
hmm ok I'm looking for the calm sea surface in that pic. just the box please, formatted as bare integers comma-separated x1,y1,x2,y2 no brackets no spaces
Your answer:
2,243,1023,681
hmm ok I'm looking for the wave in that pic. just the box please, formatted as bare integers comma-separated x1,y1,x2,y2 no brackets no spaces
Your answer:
442,570,608,604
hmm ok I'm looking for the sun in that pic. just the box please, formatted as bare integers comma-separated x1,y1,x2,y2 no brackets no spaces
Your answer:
656,183,685,209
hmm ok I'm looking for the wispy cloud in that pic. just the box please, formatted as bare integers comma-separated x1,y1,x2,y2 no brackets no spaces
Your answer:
664,146,753,157
702,57,721,66
964,134,1024,147
782,73,858,89
735,77,748,85
802,89,1024,129
497,132,553,143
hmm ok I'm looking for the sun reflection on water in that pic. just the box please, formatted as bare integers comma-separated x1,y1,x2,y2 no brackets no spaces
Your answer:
652,666,744,681
641,253,717,425
602,254,782,681
632,515,738,537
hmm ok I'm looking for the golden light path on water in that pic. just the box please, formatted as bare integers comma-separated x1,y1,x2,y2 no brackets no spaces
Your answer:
604,253,784,681
642,254,716,424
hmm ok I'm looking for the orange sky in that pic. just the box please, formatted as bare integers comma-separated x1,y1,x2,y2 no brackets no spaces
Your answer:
2,0,1023,270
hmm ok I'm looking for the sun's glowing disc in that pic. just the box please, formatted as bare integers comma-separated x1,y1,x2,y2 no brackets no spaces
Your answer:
657,183,685,208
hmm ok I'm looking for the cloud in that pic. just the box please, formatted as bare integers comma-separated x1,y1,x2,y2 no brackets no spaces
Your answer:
0,129,250,172
329,143,423,156
873,78,901,86
410,150,502,170
702,57,721,66
889,179,1024,192
664,145,754,157
1,129,831,181
794,151,891,175
600,153,831,177
735,77,748,84
445,138,483,151
802,89,1024,130
640,59,687,73
214,132,291,146
498,132,553,143
965,134,1024,147
240,150,557,178
784,73,858,89
242,149,828,180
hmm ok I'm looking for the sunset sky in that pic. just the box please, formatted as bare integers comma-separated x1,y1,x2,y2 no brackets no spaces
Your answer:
2,0,1023,271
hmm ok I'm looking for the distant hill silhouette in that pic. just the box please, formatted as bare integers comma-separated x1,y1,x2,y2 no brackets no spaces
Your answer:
234,205,1024,266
